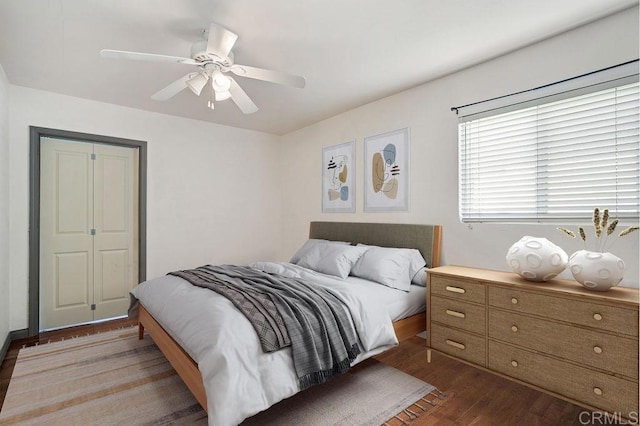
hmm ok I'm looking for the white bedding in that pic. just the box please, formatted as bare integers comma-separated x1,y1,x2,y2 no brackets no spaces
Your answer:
343,275,426,321
130,262,421,425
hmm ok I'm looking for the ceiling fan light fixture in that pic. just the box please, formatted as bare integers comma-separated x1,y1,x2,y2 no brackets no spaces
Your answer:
186,73,209,96
212,71,231,90
215,90,232,101
211,70,232,101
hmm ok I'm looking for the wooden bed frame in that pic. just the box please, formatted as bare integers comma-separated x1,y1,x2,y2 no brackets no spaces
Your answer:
137,221,442,412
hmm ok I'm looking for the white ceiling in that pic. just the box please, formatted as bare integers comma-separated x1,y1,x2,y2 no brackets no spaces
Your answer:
0,0,637,135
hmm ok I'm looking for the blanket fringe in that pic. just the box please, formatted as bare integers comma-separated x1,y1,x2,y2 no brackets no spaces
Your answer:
382,387,448,426
298,344,361,390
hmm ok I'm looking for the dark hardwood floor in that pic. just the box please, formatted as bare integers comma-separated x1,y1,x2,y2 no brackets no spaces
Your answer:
374,336,595,425
1,320,600,425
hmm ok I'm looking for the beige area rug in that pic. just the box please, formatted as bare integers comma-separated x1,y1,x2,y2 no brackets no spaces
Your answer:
0,328,446,425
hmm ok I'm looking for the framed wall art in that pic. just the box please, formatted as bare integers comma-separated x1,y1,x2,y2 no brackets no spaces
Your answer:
364,128,409,212
322,140,355,213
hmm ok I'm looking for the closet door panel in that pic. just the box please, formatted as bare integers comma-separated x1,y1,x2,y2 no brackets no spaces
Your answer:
40,139,94,329
93,144,137,320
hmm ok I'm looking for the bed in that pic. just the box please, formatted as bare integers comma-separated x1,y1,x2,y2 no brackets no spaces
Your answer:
132,221,442,425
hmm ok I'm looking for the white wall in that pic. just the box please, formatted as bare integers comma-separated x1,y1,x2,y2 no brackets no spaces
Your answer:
0,65,10,344
8,87,282,331
280,7,640,288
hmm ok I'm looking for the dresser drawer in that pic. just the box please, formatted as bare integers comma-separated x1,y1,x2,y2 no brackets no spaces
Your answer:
488,341,638,415
430,275,485,304
489,286,639,337
431,296,486,335
431,323,486,366
488,309,638,379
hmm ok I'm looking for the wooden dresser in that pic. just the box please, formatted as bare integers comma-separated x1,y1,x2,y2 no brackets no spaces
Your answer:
426,265,639,416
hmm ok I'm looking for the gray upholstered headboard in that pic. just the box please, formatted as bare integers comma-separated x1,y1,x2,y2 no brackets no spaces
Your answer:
309,222,442,268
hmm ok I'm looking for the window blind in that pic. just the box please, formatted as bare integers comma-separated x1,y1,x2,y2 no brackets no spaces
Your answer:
458,81,639,223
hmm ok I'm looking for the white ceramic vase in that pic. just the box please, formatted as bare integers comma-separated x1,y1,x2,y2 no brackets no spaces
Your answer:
568,250,625,291
506,236,568,282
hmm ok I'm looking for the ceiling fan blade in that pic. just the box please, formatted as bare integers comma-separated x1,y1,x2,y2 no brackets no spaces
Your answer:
229,64,305,88
206,23,238,59
151,74,194,101
100,49,197,65
228,77,258,114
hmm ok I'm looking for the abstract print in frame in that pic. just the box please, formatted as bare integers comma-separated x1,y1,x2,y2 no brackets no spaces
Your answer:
364,128,409,212
322,140,355,213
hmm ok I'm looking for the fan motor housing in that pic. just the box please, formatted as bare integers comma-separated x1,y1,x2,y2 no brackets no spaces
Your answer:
190,40,232,65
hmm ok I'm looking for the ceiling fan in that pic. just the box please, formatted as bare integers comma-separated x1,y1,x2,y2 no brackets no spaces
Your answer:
100,23,306,114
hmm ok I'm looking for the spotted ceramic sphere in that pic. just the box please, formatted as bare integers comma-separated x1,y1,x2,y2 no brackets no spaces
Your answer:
569,250,625,291
506,236,568,282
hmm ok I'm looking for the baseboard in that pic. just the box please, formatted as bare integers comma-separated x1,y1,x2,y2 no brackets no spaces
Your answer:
0,333,10,365
0,328,29,364
10,329,29,341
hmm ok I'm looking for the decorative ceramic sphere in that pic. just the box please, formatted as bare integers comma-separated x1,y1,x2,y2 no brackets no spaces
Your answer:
506,236,568,282
569,250,625,291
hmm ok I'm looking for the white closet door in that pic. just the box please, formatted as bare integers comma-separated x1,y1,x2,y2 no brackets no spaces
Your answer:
40,139,95,329
92,143,137,321
40,139,139,330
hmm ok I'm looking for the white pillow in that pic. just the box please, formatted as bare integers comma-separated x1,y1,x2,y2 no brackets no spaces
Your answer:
351,245,426,291
290,239,350,264
411,268,428,286
297,243,369,279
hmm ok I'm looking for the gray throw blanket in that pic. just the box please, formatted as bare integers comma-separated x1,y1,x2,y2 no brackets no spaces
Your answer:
170,266,290,352
169,265,361,389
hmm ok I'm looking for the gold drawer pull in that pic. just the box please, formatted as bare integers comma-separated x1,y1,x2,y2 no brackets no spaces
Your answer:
593,346,603,354
511,297,518,305
593,313,603,321
593,387,603,396
446,309,466,319
445,286,466,294
445,339,466,350
511,360,518,367
511,325,518,332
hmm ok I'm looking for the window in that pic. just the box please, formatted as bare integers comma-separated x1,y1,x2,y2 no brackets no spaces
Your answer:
457,64,639,223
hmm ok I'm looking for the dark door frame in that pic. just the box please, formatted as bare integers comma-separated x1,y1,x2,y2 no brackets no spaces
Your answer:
29,126,147,336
